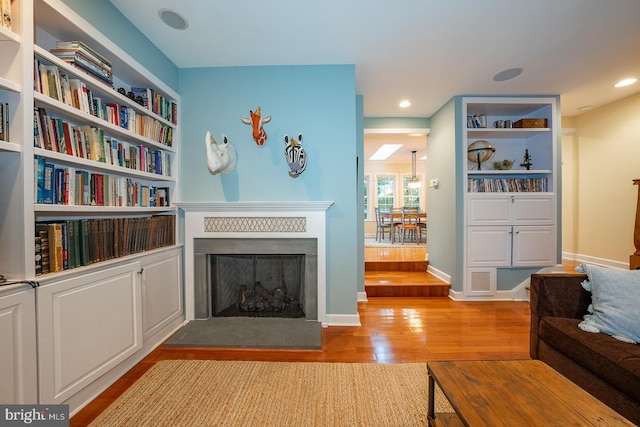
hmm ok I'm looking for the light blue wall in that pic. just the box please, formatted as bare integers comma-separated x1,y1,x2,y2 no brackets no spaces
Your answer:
60,0,179,91
179,65,359,316
364,117,430,129
356,95,365,295
426,98,460,289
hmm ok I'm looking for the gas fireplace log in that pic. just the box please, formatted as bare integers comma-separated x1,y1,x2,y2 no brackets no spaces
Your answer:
237,281,290,312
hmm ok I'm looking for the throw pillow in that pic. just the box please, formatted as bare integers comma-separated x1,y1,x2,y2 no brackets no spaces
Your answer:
575,263,640,343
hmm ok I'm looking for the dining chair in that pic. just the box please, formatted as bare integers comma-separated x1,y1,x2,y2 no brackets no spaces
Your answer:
389,207,404,243
374,207,392,242
396,207,419,244
417,214,427,243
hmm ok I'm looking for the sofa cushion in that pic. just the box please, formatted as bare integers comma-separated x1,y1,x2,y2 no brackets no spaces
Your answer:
539,316,640,403
576,263,640,343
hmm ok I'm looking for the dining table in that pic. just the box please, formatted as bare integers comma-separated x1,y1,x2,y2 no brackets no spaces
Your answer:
381,210,426,244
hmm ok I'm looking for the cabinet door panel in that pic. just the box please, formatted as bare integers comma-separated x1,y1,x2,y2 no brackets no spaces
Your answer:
37,263,142,403
0,289,38,404
512,196,554,224
141,249,183,339
468,196,511,225
467,227,511,267
512,226,556,267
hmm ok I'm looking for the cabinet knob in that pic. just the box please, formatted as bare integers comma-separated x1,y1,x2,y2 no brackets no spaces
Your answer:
138,268,144,275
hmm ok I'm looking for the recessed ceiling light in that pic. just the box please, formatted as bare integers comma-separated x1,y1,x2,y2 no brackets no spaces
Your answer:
369,144,403,160
577,105,592,111
399,100,412,108
493,68,524,82
158,9,189,30
614,77,637,88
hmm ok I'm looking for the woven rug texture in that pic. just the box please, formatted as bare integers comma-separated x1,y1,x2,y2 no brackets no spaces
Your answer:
89,360,453,427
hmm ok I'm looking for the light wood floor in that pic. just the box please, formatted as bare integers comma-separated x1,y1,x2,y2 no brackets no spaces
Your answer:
71,246,570,425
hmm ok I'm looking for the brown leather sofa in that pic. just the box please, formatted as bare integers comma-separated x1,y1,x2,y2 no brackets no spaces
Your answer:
529,273,640,425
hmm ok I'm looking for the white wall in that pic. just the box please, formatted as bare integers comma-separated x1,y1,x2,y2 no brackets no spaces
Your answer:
562,92,640,267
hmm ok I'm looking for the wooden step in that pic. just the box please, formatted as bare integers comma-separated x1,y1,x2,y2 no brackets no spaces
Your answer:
365,271,450,297
365,260,428,272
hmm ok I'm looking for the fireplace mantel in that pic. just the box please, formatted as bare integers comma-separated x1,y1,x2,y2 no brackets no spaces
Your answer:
177,201,334,326
176,201,334,213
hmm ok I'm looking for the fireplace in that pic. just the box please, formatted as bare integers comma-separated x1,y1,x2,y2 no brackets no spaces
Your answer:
193,238,317,321
178,202,333,328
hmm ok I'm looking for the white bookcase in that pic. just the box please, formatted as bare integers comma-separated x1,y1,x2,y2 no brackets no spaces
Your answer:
462,97,558,297
0,0,185,411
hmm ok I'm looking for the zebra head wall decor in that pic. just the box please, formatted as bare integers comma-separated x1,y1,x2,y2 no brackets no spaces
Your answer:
284,133,307,178
205,131,237,175
241,104,271,146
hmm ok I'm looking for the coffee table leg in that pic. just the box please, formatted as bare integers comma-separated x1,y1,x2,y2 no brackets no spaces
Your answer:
428,372,435,423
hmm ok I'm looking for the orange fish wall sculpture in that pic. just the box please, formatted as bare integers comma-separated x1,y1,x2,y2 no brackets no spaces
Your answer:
241,105,272,146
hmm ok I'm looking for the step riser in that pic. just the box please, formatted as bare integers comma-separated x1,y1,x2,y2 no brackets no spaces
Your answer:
365,285,449,298
365,261,428,272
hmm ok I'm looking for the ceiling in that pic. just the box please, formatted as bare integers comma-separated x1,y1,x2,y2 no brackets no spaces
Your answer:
108,0,640,162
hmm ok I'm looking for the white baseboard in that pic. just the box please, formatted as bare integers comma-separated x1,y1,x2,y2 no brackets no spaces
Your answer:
562,252,628,270
427,265,451,283
357,291,368,302
325,314,361,327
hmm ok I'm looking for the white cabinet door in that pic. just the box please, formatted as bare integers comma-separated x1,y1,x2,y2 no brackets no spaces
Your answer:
141,248,183,340
467,226,511,267
468,196,511,225
468,194,555,225
512,226,556,267
37,263,143,404
511,196,555,224
0,288,38,404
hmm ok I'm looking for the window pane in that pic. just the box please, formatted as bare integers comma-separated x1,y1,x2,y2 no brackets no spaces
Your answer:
377,176,395,210
403,176,420,208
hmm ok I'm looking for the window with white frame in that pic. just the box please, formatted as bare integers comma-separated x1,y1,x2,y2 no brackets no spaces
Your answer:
402,175,422,208
376,175,395,211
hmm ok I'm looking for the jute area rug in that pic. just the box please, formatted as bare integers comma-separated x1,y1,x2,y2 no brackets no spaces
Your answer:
89,360,453,427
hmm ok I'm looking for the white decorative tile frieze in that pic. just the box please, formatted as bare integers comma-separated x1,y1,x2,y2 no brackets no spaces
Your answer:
204,217,307,233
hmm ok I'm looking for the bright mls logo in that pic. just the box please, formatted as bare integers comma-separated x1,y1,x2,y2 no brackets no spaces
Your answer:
1,405,68,426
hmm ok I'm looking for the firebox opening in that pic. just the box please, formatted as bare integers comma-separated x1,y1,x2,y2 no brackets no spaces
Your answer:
209,254,306,319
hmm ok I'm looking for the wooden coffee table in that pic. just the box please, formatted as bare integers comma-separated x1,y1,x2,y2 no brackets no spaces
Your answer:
427,360,633,426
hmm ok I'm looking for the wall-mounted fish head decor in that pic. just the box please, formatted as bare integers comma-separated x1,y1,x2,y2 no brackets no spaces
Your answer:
205,131,237,175
240,104,271,146
284,133,307,178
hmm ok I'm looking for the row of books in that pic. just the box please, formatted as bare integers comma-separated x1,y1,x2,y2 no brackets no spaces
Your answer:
0,102,8,142
34,107,171,176
35,215,175,275
1,0,12,31
35,157,171,207
130,87,178,125
34,60,174,147
467,114,487,128
467,178,550,193
50,40,113,87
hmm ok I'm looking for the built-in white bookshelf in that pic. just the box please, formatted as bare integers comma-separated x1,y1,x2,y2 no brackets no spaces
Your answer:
0,0,184,409
462,97,558,298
